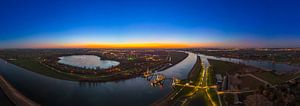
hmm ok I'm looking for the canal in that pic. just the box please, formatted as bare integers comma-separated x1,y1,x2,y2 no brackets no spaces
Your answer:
0,52,198,106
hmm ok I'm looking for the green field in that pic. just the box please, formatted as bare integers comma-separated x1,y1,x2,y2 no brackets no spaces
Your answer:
254,71,300,84
208,59,243,75
8,59,81,81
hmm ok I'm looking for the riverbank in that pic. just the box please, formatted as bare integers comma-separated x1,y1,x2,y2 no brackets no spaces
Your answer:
1,51,188,82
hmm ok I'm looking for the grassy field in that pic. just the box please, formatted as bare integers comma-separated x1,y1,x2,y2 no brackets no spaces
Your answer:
188,56,203,82
206,64,220,106
168,51,188,65
254,71,300,84
239,76,264,90
208,59,244,75
8,59,81,81
207,66,215,86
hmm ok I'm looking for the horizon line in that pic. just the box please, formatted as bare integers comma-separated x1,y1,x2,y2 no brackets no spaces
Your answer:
1,42,299,49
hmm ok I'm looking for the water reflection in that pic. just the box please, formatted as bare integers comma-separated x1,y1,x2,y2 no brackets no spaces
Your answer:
58,55,120,70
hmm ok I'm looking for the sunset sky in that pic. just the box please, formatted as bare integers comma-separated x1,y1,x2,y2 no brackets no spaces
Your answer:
0,0,300,48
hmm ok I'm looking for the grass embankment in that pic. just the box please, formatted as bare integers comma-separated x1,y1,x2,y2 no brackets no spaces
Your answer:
206,66,220,106
8,59,81,81
188,56,203,82
207,66,215,86
168,51,188,65
253,71,300,85
208,59,244,75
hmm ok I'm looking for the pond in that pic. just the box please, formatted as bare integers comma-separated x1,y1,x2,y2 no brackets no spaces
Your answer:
58,55,120,70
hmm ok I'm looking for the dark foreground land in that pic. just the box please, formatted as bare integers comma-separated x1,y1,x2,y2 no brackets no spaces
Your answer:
0,75,39,106
0,89,13,106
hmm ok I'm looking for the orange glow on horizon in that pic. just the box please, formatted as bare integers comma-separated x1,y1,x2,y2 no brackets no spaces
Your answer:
24,42,222,48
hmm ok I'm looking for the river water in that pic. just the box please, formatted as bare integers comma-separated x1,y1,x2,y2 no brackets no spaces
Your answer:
0,52,198,106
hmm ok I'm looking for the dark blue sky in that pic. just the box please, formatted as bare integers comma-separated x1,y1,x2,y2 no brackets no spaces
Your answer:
0,0,300,48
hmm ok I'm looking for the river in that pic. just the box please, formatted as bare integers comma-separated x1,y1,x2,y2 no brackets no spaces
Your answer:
0,52,198,106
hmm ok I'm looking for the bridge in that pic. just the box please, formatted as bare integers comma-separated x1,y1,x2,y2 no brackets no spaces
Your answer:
0,75,40,106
